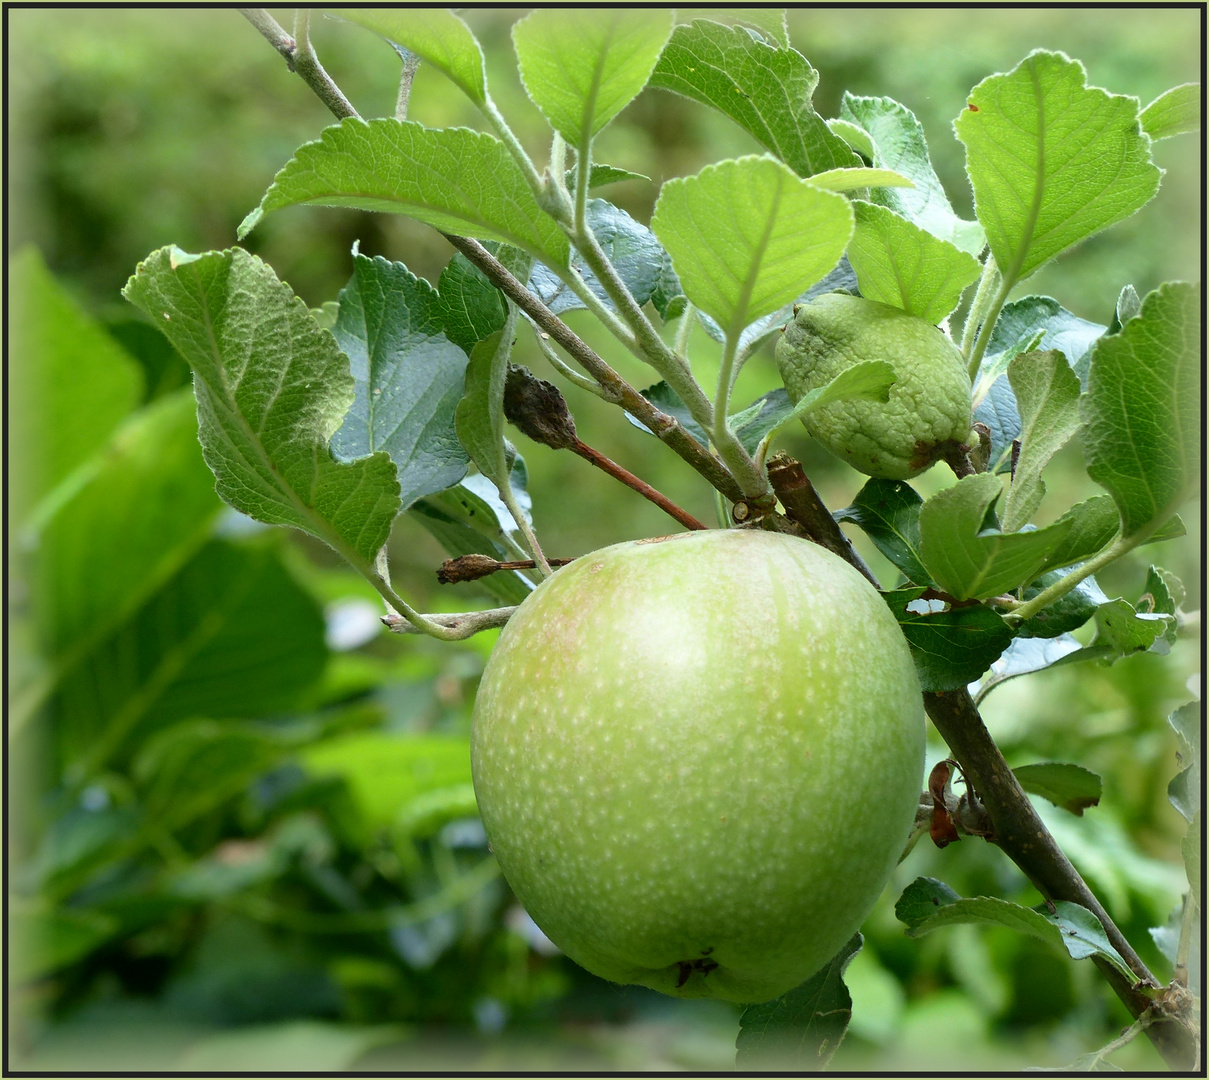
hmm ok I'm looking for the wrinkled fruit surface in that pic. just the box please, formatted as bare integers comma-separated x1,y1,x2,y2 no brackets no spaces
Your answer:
471,529,925,1003
776,293,973,479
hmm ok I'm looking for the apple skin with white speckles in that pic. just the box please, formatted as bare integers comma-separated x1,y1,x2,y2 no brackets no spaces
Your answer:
471,529,925,1003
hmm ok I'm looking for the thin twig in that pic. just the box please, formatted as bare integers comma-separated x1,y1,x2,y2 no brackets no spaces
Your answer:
381,607,517,637
438,554,575,584
394,50,420,121
240,8,359,120
570,441,707,531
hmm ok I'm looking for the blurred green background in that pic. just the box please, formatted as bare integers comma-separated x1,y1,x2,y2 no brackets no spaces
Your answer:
7,7,1201,1072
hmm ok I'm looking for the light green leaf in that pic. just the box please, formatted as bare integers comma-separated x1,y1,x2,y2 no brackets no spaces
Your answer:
895,878,1134,981
1090,598,1175,658
238,119,569,266
779,360,897,431
826,117,875,160
650,155,853,335
122,247,400,565
835,480,930,586
512,9,673,149
954,50,1161,284
1140,83,1201,140
1082,282,1200,539
841,95,985,255
565,163,651,189
805,167,914,192
848,201,981,322
9,247,144,525
736,934,861,1069
1013,762,1102,816
918,473,1073,601
330,254,470,510
1001,349,1082,531
649,20,860,179
339,9,487,105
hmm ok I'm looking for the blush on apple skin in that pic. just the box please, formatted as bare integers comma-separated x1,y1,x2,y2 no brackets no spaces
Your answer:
471,529,925,1004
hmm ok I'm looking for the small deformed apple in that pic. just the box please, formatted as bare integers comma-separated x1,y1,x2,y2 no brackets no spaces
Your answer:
471,528,925,1003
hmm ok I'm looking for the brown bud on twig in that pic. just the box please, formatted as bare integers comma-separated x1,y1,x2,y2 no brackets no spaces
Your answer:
504,366,578,450
438,554,576,583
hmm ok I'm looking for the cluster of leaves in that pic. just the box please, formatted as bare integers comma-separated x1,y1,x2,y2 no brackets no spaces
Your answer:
12,6,1201,1072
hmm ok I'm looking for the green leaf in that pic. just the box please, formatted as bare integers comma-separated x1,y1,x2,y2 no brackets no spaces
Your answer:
649,20,860,179
1014,572,1106,639
1013,763,1103,816
893,877,962,928
882,588,1013,692
1110,284,1143,333
624,381,710,448
529,199,667,315
896,878,1134,981
339,10,488,105
565,163,651,190
1001,350,1082,531
847,201,982,322
1081,281,1201,538
840,95,984,255
434,247,508,356
1140,83,1201,140
397,783,481,840
954,50,1161,284
778,360,897,431
455,330,514,487
726,389,795,454
826,118,875,160
804,166,914,192
1090,598,1175,658
330,254,470,510
834,479,930,586
1033,497,1185,576
512,9,673,149
409,466,537,606
971,635,1084,704
123,248,400,565
301,731,472,831
52,540,328,771
238,120,569,267
9,901,119,984
10,247,144,524
650,155,853,336
919,473,1073,601
1141,564,1182,647
735,933,861,1069
29,391,221,660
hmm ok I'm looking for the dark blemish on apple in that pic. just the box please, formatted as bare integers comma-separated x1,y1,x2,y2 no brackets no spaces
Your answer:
676,961,692,987
701,946,714,956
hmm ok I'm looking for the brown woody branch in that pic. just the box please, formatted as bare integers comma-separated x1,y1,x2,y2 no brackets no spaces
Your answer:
438,554,574,584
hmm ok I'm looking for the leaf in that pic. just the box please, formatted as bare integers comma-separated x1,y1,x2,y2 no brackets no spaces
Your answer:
834,479,930,586
10,246,144,524
727,389,794,454
954,50,1161,284
979,294,1106,391
847,201,982,322
650,20,860,179
1001,349,1082,531
9,902,119,984
52,540,328,771
919,473,1074,601
1034,496,1120,574
735,933,861,1069
893,877,962,928
896,878,1134,981
565,163,651,189
650,155,853,336
123,248,399,564
804,167,914,192
29,391,221,661
455,330,514,487
1110,284,1142,332
329,254,470,510
512,9,674,149
826,118,875,160
778,360,897,431
434,246,508,356
339,10,487,105
1014,572,1107,639
237,120,569,267
1081,282,1201,538
971,635,1084,704
972,374,1023,474
529,199,667,315
397,783,481,840
1140,83,1201,140
624,381,710,449
1168,701,1200,826
1013,763,1102,816
882,588,1013,692
840,95,984,255
409,467,538,605
1089,598,1175,658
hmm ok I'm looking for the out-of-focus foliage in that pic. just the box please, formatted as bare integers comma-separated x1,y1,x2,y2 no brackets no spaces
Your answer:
7,7,1200,1071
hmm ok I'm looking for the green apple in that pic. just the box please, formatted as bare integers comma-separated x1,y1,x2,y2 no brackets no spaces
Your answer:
471,529,925,1003
777,293,974,480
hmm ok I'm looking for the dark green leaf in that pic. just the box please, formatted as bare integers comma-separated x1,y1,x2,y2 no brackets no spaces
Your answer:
624,381,710,448
1140,83,1201,140
894,877,962,928
330,254,470,510
727,389,794,454
650,20,859,179
834,479,930,586
981,295,1106,388
456,330,513,487
238,120,569,266
434,247,508,356
10,246,144,525
1013,763,1103,816
512,9,673,149
955,51,1161,284
1014,572,1106,639
919,473,1074,601
122,248,400,565
735,933,861,1070
1082,282,1201,538
840,95,984,254
882,588,1013,692
847,201,981,322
